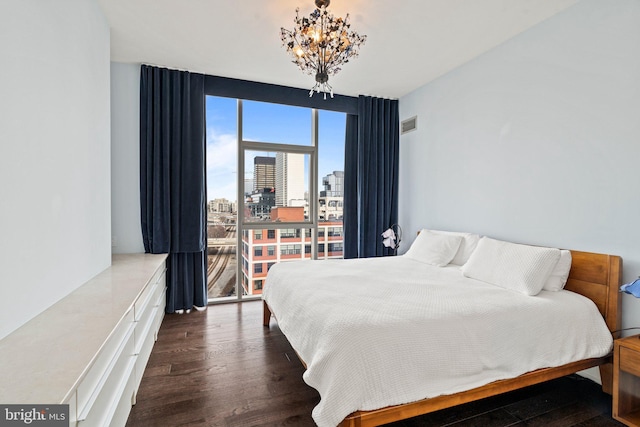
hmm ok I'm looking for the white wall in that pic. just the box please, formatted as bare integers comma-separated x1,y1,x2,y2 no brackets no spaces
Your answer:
399,0,640,332
111,62,145,254
0,0,111,340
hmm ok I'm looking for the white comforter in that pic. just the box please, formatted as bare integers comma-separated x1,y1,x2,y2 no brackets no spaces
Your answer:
262,256,613,427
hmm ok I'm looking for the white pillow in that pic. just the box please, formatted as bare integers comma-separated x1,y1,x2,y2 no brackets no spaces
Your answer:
543,250,572,291
462,237,561,296
404,230,463,267
426,229,481,266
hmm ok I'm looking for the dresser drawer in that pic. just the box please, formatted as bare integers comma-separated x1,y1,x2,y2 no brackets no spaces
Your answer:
620,346,640,377
77,321,136,426
134,266,166,321
108,372,137,427
134,323,157,395
76,309,134,417
152,287,166,340
64,391,77,427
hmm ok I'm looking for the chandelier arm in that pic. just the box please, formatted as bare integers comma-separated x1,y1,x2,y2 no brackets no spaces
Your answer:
289,31,321,73
317,10,328,72
326,53,349,72
326,39,365,73
330,44,361,68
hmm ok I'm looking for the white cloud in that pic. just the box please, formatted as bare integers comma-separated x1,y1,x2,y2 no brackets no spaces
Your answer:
206,127,237,201
206,127,236,170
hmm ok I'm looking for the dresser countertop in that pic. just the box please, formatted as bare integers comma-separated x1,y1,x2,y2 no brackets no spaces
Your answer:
0,253,167,404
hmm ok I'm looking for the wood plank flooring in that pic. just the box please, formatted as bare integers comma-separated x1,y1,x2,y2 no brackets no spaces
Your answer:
126,300,622,427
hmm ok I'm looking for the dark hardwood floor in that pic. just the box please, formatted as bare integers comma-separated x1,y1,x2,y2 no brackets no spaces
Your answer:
126,300,622,427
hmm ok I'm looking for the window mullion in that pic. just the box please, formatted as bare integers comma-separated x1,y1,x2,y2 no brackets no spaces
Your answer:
236,99,244,301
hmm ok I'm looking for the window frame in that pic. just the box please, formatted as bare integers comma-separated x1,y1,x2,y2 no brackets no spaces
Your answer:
238,101,318,231
234,101,320,301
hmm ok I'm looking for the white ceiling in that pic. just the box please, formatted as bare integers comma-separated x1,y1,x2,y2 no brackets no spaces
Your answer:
98,0,579,99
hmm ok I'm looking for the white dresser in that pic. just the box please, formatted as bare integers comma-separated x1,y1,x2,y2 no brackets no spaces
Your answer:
0,253,167,427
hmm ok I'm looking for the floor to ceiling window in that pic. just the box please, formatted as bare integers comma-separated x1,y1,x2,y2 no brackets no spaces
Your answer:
317,109,346,259
205,96,238,299
206,96,345,302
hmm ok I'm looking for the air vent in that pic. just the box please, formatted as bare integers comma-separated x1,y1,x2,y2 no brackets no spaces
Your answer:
401,116,417,134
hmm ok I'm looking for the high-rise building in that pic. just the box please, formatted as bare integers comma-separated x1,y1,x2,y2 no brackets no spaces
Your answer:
275,152,305,207
319,171,344,221
244,178,254,196
320,171,344,197
253,156,275,192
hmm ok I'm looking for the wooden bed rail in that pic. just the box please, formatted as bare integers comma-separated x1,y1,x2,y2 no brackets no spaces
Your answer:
339,356,611,427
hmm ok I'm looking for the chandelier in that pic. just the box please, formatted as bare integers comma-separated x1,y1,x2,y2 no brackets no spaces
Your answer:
280,0,366,99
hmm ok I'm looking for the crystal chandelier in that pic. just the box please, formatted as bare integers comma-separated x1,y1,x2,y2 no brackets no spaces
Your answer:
280,0,366,99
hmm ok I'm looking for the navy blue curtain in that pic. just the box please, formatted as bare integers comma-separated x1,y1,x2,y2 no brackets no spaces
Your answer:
344,96,399,258
140,65,208,312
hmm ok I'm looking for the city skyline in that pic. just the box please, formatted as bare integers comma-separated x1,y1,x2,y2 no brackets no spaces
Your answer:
205,95,346,201
207,171,344,212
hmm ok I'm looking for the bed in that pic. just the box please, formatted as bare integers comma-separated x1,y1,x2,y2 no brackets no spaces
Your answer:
262,233,621,427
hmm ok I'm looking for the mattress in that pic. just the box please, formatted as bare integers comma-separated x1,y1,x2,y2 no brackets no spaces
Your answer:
262,255,613,427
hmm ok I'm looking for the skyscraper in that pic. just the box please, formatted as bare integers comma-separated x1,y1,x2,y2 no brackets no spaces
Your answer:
253,156,275,191
275,152,305,207
244,178,254,196
320,171,344,197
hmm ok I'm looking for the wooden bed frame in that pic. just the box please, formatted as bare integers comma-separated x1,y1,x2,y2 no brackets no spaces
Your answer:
262,250,622,427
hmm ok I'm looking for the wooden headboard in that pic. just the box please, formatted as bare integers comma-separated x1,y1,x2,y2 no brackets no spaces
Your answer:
565,250,622,334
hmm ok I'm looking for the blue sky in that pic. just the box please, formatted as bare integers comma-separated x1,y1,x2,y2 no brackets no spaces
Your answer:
205,96,346,201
